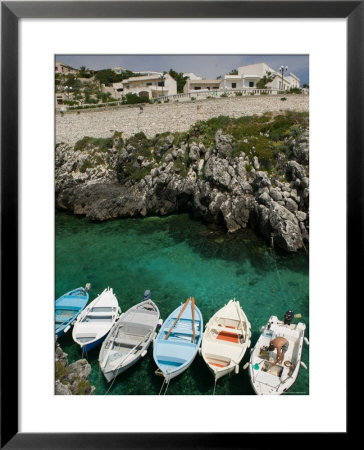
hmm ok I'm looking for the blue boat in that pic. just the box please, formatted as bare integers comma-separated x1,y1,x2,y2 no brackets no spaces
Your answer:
153,297,203,381
55,284,90,337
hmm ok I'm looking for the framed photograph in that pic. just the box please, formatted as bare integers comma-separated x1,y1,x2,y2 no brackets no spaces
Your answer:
2,1,358,447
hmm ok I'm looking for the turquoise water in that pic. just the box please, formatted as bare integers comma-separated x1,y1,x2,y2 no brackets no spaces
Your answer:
56,212,309,395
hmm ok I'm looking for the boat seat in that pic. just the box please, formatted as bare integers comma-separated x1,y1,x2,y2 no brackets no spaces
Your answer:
86,311,114,317
114,337,143,347
167,328,200,337
216,330,239,343
256,370,281,387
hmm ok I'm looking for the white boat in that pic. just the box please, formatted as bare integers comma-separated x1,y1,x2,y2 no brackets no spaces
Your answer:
248,311,308,395
99,291,161,382
201,299,251,381
72,287,120,354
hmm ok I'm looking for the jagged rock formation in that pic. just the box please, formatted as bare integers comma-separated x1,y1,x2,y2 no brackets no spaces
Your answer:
55,340,95,395
55,114,309,252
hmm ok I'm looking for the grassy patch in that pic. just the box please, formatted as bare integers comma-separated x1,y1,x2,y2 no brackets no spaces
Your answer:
124,163,150,182
55,361,69,381
74,136,113,153
71,377,92,395
174,159,188,177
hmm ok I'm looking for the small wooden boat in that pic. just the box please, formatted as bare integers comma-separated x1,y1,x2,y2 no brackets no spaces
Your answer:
55,284,90,337
99,291,161,382
201,299,251,381
248,311,308,395
153,297,203,381
72,287,120,354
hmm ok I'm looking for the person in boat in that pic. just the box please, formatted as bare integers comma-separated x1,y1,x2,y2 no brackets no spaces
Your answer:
266,336,289,366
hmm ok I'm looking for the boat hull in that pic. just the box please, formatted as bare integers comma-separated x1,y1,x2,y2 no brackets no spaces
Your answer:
102,341,152,382
72,287,120,353
153,300,203,381
249,315,306,395
81,333,109,354
201,299,251,381
55,287,89,337
99,299,160,382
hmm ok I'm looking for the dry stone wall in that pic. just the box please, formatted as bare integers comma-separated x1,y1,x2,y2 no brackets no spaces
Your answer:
56,94,309,145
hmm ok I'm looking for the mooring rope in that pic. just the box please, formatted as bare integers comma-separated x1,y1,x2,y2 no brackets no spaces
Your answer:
213,378,217,396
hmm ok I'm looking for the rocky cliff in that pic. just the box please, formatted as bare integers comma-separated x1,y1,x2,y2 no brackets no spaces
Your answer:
55,340,95,395
55,112,309,252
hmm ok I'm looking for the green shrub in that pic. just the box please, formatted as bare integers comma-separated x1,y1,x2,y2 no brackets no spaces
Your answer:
281,97,287,101
79,159,94,173
55,361,69,381
285,87,302,94
121,93,149,105
71,377,92,395
235,91,243,96
174,159,188,177
74,136,113,153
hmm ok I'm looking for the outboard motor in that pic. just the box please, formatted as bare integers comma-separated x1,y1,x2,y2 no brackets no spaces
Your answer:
284,310,294,325
144,290,151,301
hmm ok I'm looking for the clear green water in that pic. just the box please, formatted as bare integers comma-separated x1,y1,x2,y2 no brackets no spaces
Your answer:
56,212,309,395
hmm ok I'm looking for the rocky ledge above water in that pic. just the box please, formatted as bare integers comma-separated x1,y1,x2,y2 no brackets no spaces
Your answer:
56,112,309,252
55,341,95,395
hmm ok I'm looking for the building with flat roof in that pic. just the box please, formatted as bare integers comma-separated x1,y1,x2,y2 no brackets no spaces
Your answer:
183,78,222,93
55,62,78,75
112,73,177,99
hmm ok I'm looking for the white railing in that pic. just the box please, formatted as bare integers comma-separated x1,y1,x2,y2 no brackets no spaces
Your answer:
157,88,286,102
57,87,306,111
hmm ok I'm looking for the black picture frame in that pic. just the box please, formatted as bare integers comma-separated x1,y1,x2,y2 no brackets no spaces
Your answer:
1,1,357,447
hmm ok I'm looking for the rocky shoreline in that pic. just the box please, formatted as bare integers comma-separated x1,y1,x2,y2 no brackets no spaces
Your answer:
56,112,309,253
55,340,95,395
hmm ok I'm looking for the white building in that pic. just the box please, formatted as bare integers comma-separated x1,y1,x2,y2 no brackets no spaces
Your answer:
55,61,78,75
286,73,300,89
183,63,300,94
237,63,300,90
112,73,177,99
183,78,222,93
183,72,202,81
220,74,245,91
112,66,127,74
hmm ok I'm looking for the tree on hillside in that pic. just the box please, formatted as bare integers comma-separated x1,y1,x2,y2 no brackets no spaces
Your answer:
78,66,92,78
256,71,276,89
168,69,188,93
94,69,142,86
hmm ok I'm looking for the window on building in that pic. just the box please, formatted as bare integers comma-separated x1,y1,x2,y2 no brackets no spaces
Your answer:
232,83,236,88
117,88,124,92
158,81,165,87
146,83,152,86
249,81,254,87
213,86,219,89
194,87,201,90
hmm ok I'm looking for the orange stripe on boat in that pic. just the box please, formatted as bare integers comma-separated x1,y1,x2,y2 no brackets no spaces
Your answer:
209,362,225,367
225,325,236,329
216,331,239,343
